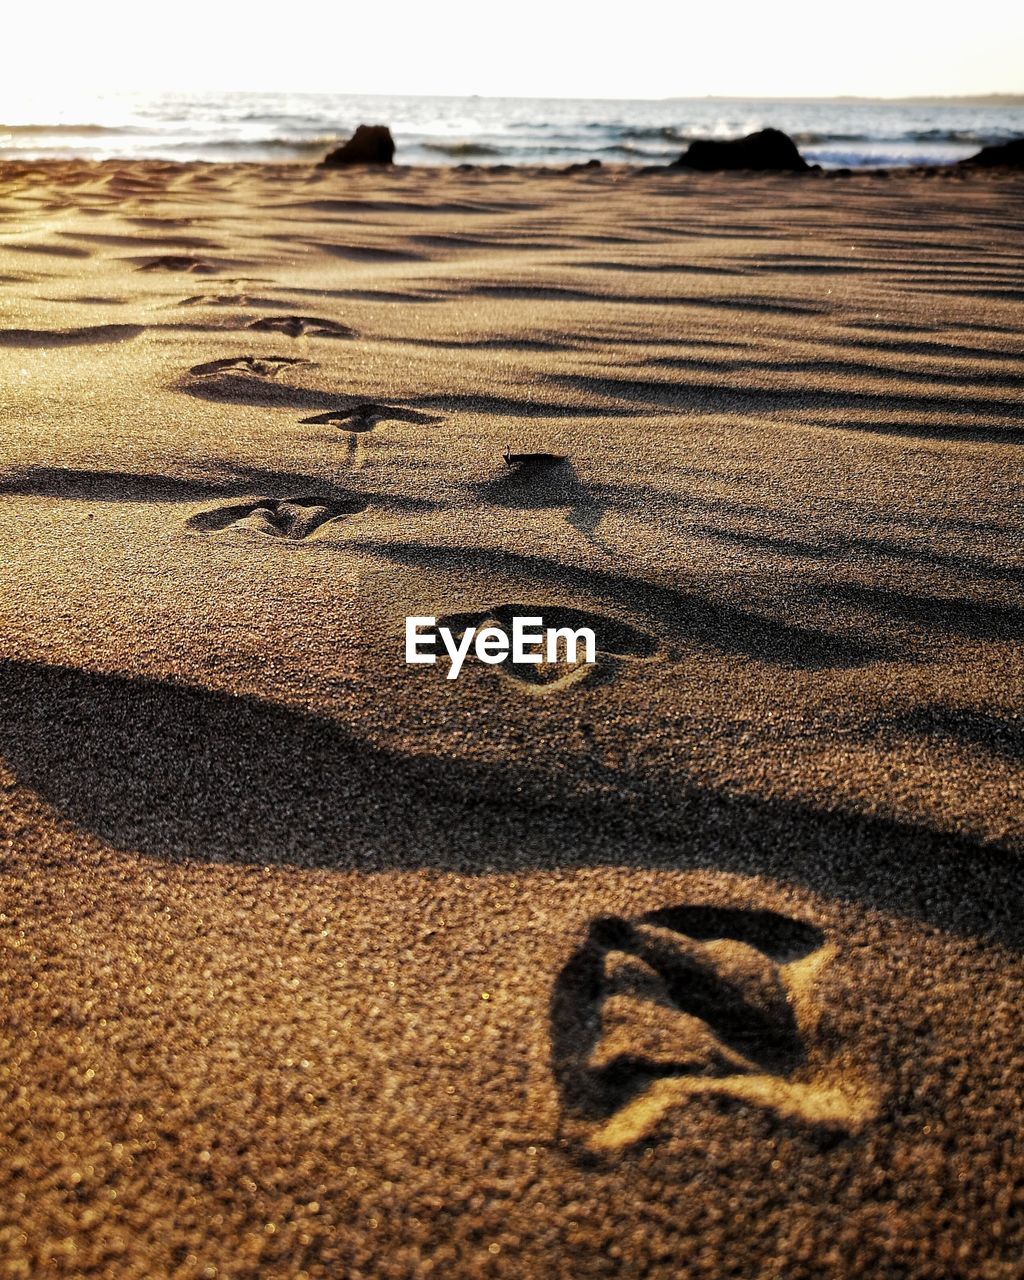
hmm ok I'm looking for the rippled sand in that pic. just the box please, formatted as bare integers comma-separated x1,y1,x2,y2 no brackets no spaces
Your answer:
0,160,1021,1278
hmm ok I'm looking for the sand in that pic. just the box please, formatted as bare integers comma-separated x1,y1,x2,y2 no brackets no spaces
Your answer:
0,158,1021,1278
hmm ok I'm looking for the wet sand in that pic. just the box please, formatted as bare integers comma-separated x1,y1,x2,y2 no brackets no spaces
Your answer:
0,159,1022,1278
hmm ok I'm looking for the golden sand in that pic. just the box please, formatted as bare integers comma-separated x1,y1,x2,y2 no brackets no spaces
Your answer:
0,159,1022,1277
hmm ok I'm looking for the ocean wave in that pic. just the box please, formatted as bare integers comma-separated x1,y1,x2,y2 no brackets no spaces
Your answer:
153,135,341,154
905,127,1011,143
420,141,502,157
583,123,692,144
802,146,978,168
595,142,679,158
792,131,873,144
0,123,143,136
794,128,1007,145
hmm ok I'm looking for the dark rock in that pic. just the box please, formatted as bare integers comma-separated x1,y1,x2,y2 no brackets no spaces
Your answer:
321,125,395,167
959,137,1024,168
673,128,809,172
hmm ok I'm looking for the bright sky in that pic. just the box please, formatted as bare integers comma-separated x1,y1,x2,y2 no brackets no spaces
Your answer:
3,0,1022,108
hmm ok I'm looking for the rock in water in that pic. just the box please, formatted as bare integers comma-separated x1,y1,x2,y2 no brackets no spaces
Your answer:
959,137,1024,168
321,125,396,167
673,128,809,172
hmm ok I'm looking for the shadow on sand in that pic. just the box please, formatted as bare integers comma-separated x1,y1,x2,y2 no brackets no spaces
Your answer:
0,657,1020,947
350,539,895,669
476,455,610,548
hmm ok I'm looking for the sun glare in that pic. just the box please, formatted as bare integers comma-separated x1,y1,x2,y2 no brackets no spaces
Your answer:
2,0,1022,109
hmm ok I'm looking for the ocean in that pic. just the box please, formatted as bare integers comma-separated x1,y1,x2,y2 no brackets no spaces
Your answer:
1,92,1022,168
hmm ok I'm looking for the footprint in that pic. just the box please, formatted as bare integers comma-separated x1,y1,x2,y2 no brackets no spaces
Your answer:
188,355,309,380
301,403,443,432
179,293,254,307
137,254,217,273
434,602,660,692
550,906,876,1153
249,315,356,339
186,494,367,540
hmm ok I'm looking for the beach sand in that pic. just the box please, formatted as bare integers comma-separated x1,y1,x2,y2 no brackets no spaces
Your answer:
0,159,1021,1278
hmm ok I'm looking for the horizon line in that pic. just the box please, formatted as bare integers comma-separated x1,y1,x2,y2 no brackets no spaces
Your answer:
78,89,1024,104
